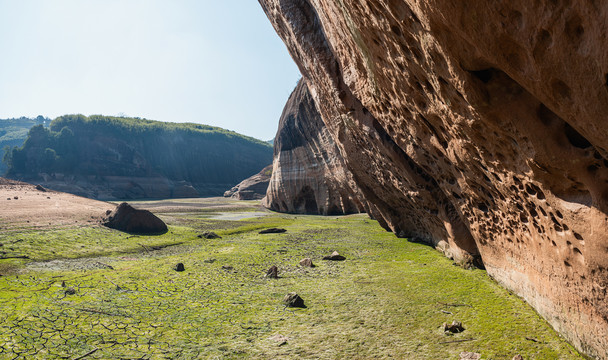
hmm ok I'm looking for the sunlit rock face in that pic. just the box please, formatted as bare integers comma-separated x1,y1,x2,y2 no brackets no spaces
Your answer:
259,0,608,357
263,79,364,215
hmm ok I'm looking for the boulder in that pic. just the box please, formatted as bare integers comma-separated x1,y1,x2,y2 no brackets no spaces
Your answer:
283,292,306,308
102,202,167,234
444,321,465,333
224,164,273,200
299,258,314,267
266,265,278,278
322,251,346,261
198,231,221,239
174,263,185,272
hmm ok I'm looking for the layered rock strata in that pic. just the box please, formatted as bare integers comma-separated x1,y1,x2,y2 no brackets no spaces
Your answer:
224,164,272,200
259,0,608,357
263,79,363,215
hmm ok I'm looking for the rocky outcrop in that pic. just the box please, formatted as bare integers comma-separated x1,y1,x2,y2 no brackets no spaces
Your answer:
224,164,272,200
102,202,167,234
263,79,363,215
260,1,608,357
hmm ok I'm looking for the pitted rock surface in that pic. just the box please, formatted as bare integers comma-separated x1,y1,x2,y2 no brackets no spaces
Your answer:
259,0,608,357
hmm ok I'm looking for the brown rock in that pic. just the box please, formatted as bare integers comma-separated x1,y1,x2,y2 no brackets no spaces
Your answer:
322,251,346,261
444,321,465,333
262,79,365,215
102,202,167,234
283,292,306,308
460,353,481,360
512,355,524,360
260,0,608,357
224,164,272,200
174,263,185,272
198,231,221,239
266,265,278,278
299,258,314,267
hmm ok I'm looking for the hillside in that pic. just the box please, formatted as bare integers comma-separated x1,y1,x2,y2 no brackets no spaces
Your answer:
0,116,49,175
3,115,272,199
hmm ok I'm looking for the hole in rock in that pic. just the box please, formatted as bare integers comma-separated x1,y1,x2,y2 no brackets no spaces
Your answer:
564,123,592,149
573,232,584,241
470,69,493,83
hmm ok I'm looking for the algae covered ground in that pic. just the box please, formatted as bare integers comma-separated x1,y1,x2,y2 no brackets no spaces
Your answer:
0,199,584,359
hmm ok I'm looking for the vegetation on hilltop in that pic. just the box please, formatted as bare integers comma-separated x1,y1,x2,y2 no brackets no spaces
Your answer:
3,114,273,188
0,116,50,175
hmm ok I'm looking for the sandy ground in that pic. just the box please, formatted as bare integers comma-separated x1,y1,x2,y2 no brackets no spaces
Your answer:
0,179,113,231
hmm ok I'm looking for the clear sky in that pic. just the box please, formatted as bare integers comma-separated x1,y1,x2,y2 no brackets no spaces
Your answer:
0,0,301,141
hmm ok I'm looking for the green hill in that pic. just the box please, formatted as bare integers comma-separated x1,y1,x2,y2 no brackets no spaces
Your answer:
3,114,273,199
0,116,49,175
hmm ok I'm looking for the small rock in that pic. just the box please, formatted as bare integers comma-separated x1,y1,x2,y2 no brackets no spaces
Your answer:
322,251,346,261
460,352,481,360
266,265,278,278
35,184,46,192
203,259,216,263
299,258,314,267
47,196,51,199
13,196,18,200
444,320,465,333
174,263,185,272
65,287,76,295
512,355,524,360
283,292,306,308
61,280,66,287
269,334,289,346
6,198,10,200
222,265,234,271
259,228,287,234
198,231,221,239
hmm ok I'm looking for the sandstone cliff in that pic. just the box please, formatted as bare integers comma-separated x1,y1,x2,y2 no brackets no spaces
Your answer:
260,1,608,357
224,164,272,200
263,79,363,215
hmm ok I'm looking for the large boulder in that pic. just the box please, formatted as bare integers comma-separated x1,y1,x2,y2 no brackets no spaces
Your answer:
260,0,608,357
224,164,272,200
102,202,167,234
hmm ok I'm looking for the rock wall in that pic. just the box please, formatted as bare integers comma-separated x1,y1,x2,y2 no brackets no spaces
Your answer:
263,79,364,215
259,0,608,357
224,164,272,200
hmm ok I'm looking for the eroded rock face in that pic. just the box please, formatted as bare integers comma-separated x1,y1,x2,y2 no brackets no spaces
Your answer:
259,1,608,357
263,79,364,215
224,164,272,200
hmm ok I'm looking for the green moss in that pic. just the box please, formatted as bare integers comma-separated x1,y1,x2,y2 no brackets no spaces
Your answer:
0,213,584,359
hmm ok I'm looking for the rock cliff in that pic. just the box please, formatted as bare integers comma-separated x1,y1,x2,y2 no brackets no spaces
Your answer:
224,164,272,200
263,79,363,215
259,0,608,357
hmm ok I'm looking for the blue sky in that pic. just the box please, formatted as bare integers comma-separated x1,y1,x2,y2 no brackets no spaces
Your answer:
0,0,301,140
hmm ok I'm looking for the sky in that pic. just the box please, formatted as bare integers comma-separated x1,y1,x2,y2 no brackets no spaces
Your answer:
0,0,301,141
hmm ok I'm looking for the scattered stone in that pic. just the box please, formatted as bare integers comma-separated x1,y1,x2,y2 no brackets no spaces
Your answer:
65,287,76,295
222,265,234,271
299,258,314,267
444,320,465,333
197,231,221,239
266,265,279,278
459,352,481,360
174,263,185,272
47,196,50,199
259,228,287,234
61,280,66,287
283,292,306,308
13,196,18,200
322,251,346,261
102,202,167,234
512,355,524,360
269,334,289,346
203,259,216,263
35,184,46,192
